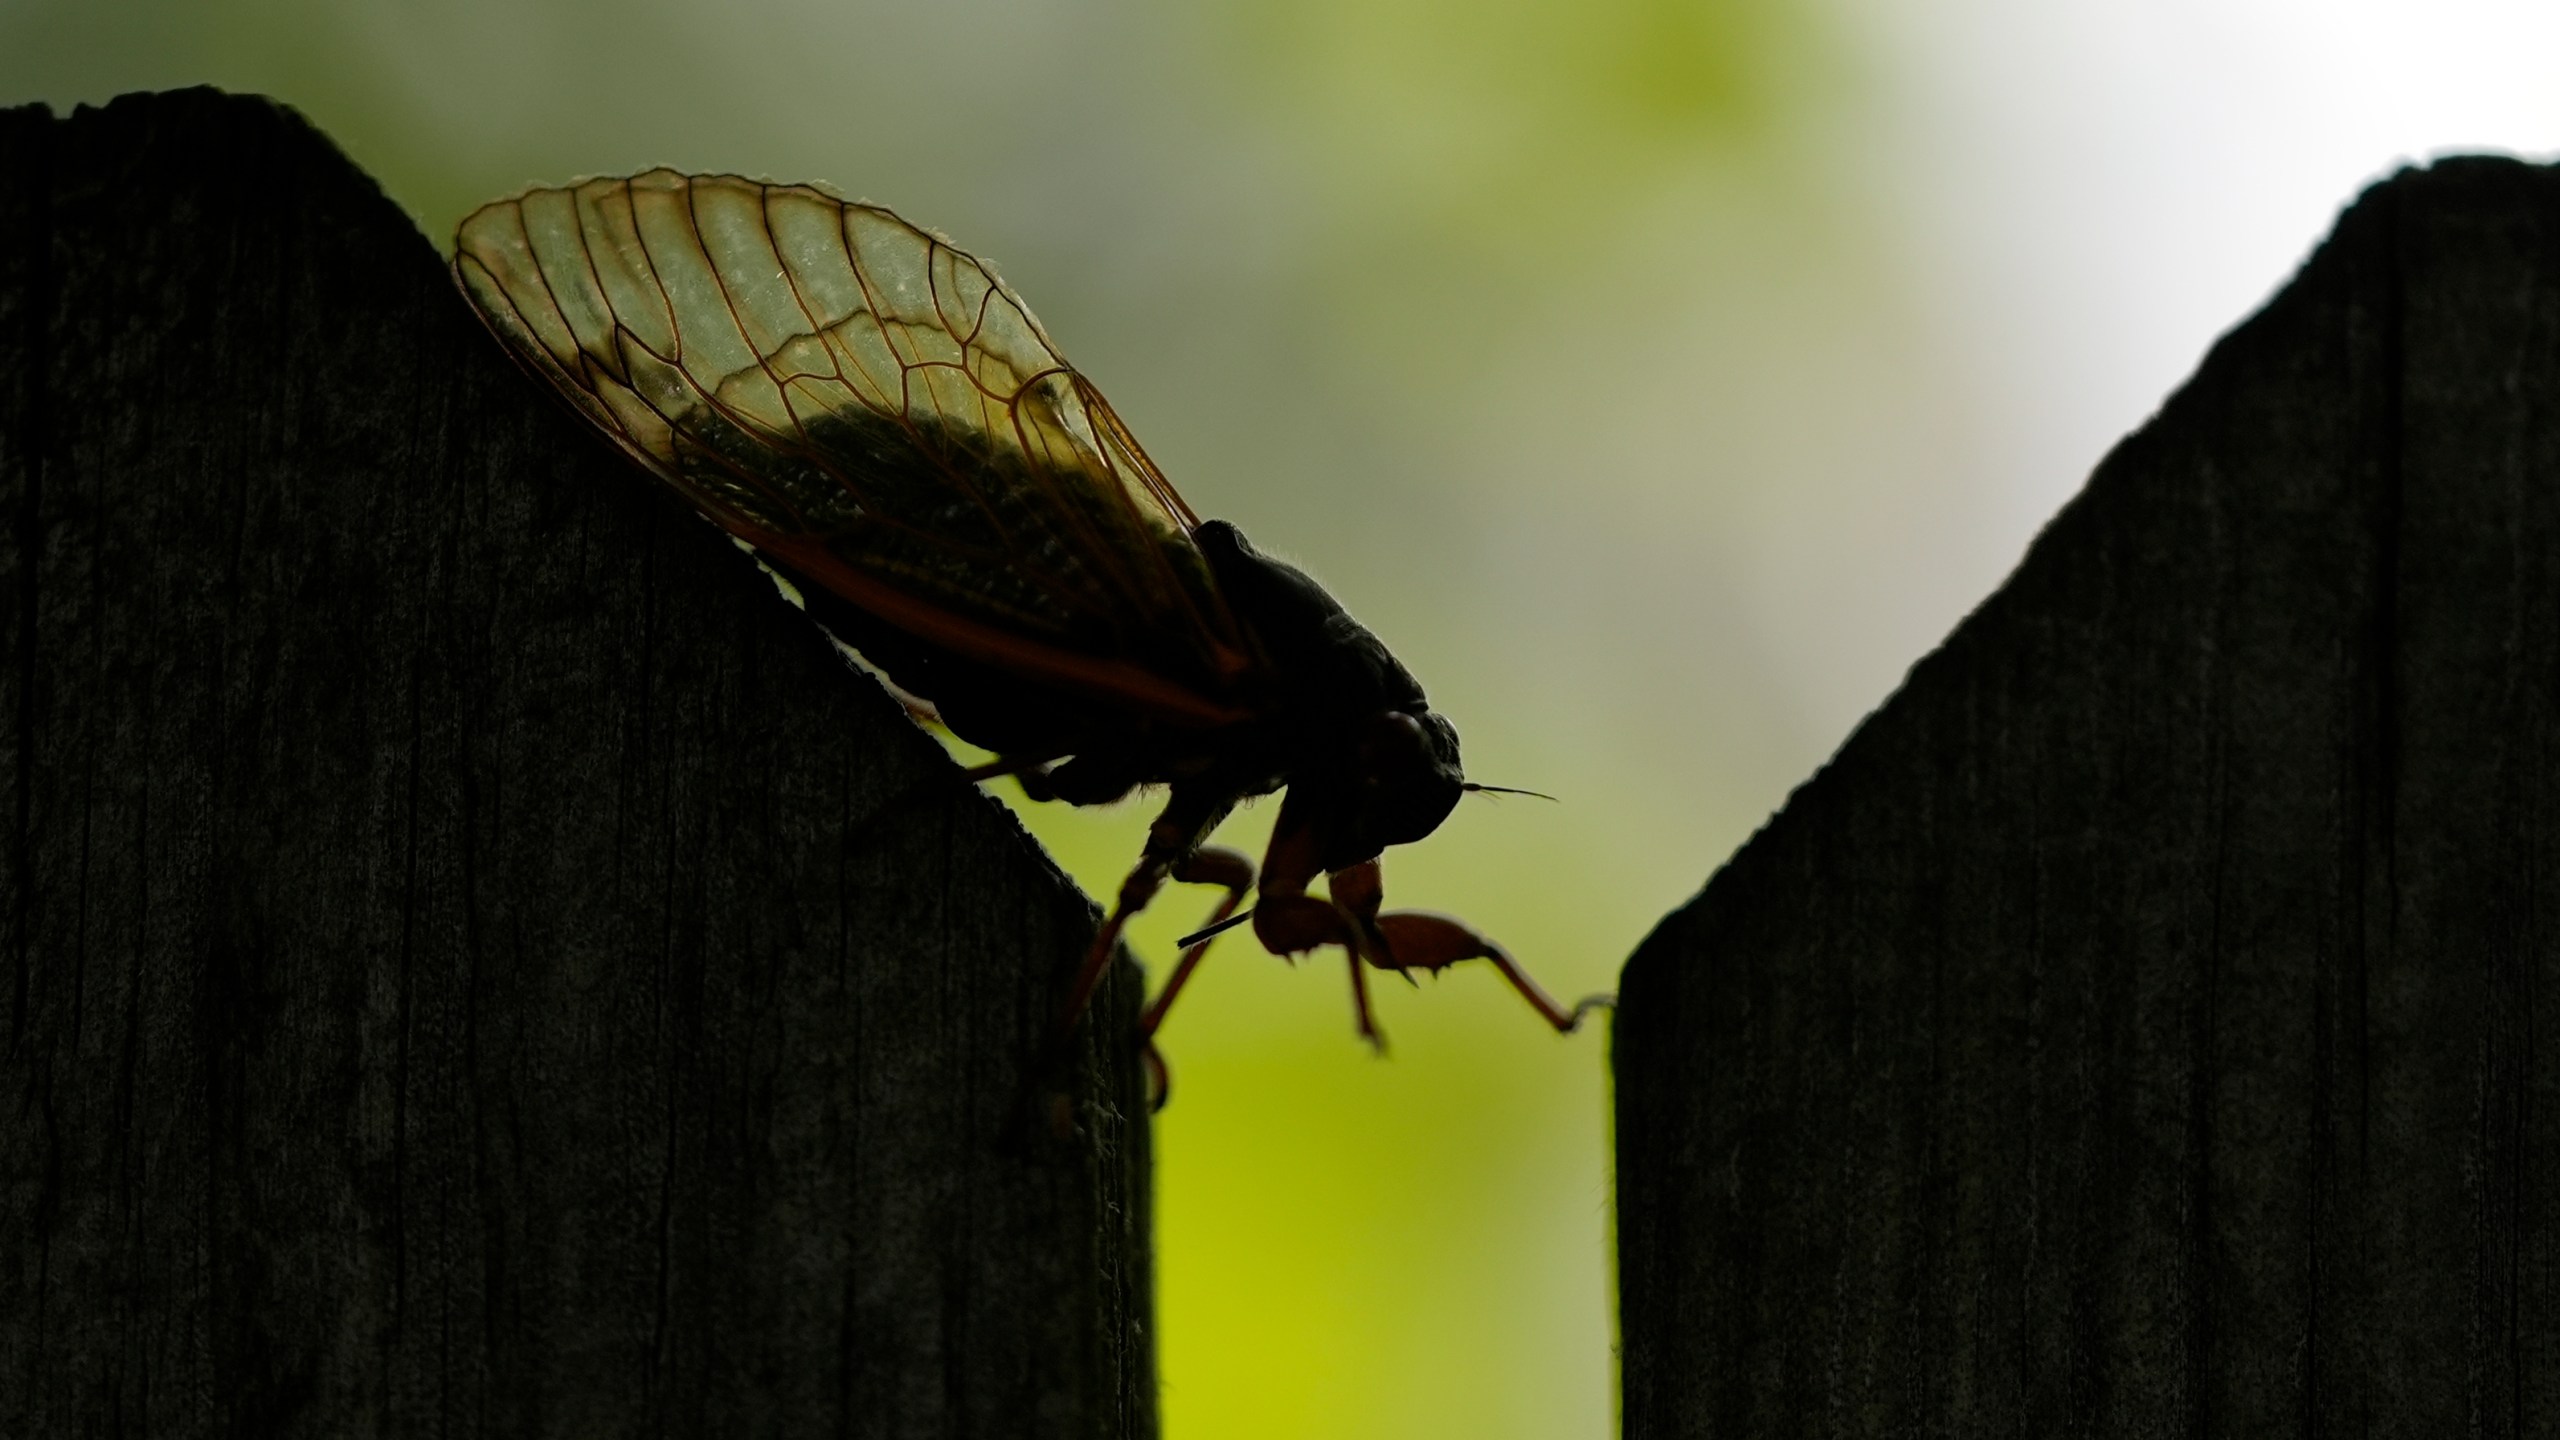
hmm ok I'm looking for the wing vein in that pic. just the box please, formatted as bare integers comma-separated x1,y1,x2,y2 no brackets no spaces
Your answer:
453,170,1261,727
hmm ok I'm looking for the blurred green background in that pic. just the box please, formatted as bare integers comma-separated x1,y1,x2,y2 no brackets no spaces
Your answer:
9,1,2555,1433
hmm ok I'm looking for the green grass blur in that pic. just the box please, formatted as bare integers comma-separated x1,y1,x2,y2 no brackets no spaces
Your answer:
0,2,1952,1434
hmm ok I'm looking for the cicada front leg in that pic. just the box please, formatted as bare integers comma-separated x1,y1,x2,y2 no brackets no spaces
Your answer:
1364,906,1614,1034
1246,823,1391,1050
1241,809,1612,1046
1288,844,1613,1039
1243,811,1357,952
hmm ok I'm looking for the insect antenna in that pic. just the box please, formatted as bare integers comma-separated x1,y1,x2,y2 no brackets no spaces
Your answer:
1463,783,1559,802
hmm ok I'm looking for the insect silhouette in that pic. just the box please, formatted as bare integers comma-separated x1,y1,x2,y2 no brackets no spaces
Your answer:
452,170,1608,1091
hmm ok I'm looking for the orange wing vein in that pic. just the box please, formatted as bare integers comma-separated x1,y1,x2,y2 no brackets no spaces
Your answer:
452,169,1254,726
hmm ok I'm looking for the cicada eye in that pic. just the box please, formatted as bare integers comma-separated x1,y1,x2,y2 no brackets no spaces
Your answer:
1336,708,1463,857
1358,711,1431,775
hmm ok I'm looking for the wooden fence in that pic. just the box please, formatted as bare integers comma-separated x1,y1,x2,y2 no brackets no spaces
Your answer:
1620,152,2560,1435
0,89,1152,1439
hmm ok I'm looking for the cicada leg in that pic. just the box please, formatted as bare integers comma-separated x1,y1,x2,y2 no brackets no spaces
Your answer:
961,752,1061,791
1239,806,1610,1046
1141,848,1255,1037
1246,820,1392,1051
1244,809,1353,953
1345,936,1383,1051
969,751,1143,807
1365,908,1615,1034
1056,784,1235,1038
1137,846,1256,1110
1323,859,1390,1048
1331,858,1612,1031
1058,865,1161,1037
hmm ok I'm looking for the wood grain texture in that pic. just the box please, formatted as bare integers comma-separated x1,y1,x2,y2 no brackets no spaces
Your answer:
0,89,1153,1439
1617,157,2560,1435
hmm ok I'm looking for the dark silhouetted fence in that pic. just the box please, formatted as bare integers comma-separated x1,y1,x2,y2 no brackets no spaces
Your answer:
0,89,1153,1440
1619,156,2560,1435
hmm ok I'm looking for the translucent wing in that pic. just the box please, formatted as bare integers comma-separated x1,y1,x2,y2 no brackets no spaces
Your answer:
453,169,1253,726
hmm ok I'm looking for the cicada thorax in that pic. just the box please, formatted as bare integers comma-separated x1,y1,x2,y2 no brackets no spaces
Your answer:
1189,522,1466,871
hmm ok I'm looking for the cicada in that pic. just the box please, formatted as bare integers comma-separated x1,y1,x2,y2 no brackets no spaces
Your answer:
451,170,1606,1082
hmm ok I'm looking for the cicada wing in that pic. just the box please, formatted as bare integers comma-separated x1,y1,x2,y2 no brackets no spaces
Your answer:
453,169,1253,725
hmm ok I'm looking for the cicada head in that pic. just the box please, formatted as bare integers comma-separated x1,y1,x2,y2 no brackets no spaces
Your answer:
1304,708,1466,872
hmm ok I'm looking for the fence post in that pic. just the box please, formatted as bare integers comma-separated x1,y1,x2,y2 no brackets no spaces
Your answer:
0,88,1154,1438
1618,156,2560,1434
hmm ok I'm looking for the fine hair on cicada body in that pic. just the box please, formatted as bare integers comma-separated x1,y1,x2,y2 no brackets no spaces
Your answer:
450,169,1610,1096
